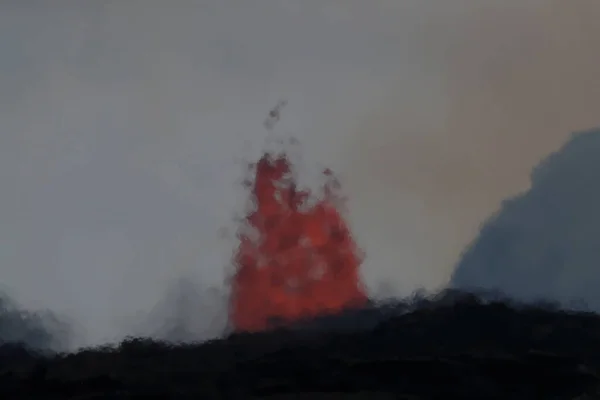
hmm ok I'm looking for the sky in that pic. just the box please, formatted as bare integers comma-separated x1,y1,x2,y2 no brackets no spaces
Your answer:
0,1,599,349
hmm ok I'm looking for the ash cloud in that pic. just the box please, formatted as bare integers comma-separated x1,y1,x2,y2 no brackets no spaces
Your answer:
451,129,600,311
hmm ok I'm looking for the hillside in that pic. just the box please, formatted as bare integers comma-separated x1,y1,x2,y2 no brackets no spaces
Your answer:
2,291,600,399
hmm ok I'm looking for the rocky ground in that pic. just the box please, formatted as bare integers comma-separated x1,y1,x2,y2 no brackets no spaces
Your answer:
2,291,600,399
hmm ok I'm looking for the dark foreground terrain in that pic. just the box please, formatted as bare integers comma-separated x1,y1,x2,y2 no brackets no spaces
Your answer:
2,291,600,399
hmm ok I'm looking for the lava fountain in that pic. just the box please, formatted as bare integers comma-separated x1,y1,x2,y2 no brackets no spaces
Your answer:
229,151,368,333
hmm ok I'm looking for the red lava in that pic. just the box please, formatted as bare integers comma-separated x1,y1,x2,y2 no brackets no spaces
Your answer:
229,151,368,332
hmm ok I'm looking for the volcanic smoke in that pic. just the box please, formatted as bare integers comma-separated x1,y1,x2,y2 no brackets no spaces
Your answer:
229,151,368,332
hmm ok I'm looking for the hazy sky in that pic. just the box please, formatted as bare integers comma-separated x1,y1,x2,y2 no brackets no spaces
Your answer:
1,1,599,348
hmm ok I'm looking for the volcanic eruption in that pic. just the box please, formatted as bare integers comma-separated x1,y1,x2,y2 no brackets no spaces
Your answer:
229,150,368,333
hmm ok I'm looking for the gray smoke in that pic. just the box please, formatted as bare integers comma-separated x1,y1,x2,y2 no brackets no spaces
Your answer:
138,275,229,343
0,291,71,352
452,129,600,311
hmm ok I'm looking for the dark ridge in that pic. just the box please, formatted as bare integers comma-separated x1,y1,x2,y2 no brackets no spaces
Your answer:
1,290,600,398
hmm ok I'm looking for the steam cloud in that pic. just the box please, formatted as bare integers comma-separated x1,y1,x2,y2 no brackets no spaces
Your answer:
1,1,599,349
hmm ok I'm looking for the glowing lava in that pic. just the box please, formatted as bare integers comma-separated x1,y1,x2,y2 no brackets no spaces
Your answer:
230,151,368,333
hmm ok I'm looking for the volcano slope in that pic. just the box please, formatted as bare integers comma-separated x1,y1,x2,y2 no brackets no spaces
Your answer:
2,291,600,399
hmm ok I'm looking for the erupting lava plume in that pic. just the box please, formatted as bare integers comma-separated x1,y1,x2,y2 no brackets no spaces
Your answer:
230,151,368,332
